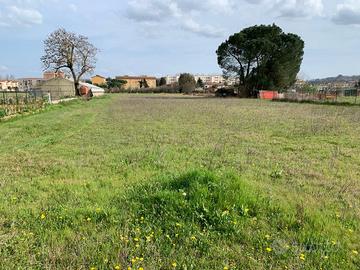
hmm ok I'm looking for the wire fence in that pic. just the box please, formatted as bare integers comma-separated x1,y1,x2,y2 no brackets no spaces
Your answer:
274,89,360,105
0,90,49,118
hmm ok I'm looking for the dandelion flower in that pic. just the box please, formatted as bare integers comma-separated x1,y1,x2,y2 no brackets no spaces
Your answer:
266,247,272,252
138,267,144,270
299,254,305,261
114,266,121,270
40,213,46,219
172,262,177,268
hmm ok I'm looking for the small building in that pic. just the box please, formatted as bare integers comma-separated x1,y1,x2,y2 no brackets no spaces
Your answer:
40,78,105,100
116,76,157,89
40,78,75,100
91,75,106,86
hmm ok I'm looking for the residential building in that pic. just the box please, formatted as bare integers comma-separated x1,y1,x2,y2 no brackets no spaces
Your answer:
165,75,180,85
166,74,238,86
0,80,19,90
116,76,157,89
91,75,106,86
43,71,65,80
17,78,44,91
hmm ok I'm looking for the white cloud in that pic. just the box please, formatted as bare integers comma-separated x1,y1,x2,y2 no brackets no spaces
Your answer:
7,6,42,25
0,5,43,27
126,0,228,38
333,0,360,25
246,0,324,18
274,0,324,18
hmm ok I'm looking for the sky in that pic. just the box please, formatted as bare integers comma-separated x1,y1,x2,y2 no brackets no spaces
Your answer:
0,0,360,79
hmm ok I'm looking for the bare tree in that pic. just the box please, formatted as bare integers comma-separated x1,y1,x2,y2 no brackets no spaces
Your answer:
41,28,98,96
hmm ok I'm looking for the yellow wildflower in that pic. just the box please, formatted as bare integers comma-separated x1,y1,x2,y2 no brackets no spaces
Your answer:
138,268,144,270
172,262,177,268
139,258,144,261
266,247,272,252
299,254,305,261
40,213,46,220
224,267,229,270
352,250,358,255
190,236,196,241
331,241,336,245
131,258,136,263
114,266,121,270
90,268,96,270
134,238,139,242
87,217,91,222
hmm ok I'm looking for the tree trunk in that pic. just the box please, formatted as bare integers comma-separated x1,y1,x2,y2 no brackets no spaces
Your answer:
70,68,81,96
74,81,81,96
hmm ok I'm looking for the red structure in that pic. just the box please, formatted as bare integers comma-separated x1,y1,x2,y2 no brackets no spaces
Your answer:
259,90,279,100
80,85,90,96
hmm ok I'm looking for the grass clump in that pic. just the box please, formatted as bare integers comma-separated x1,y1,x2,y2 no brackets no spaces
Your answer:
119,170,359,269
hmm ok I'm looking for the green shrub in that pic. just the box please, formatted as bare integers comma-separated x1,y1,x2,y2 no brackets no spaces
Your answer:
0,108,6,118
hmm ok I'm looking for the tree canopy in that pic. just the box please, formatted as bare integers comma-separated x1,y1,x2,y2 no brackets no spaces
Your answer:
179,73,196,93
41,28,98,96
159,77,167,86
216,24,304,97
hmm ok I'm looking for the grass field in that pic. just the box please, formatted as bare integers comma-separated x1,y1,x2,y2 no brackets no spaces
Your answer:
0,94,359,270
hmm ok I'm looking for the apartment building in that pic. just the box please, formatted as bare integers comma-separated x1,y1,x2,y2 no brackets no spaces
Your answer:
166,74,237,86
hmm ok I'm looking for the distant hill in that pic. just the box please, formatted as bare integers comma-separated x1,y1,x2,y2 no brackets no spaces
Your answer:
310,75,360,84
